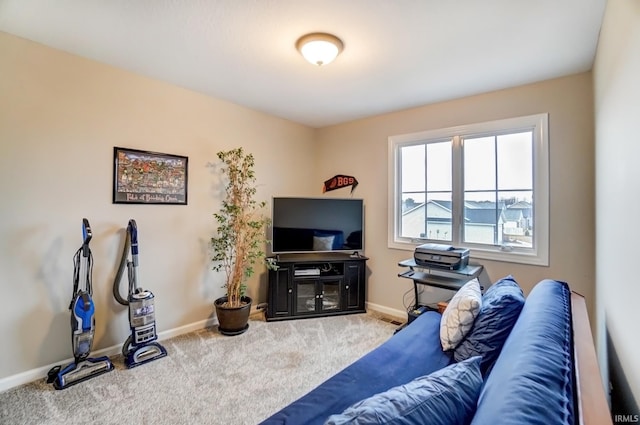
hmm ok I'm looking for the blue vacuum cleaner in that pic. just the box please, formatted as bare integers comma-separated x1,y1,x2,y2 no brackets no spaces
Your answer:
47,219,114,390
113,219,167,368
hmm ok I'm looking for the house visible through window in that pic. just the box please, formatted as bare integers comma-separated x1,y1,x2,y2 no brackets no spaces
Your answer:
388,114,549,266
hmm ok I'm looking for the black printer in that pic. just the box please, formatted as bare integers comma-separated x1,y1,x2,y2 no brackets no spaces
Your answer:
413,243,470,270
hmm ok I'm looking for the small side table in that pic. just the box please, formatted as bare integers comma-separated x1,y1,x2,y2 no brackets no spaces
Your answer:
397,258,490,318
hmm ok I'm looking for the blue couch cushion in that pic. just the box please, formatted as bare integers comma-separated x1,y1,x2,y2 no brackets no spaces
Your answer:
260,312,452,425
453,275,525,375
471,279,574,425
325,356,483,425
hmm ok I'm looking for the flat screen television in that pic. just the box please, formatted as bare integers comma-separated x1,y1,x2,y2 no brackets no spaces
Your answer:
271,197,364,254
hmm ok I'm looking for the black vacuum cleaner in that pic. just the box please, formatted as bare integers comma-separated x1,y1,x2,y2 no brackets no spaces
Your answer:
113,219,167,368
47,219,114,390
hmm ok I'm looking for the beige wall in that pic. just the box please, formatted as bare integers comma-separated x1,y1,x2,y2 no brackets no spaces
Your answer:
593,0,640,414
0,32,316,382
315,73,595,322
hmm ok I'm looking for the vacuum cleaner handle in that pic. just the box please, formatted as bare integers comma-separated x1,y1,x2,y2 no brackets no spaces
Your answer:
113,219,139,306
127,219,140,294
128,219,139,268
72,218,93,301
81,218,92,258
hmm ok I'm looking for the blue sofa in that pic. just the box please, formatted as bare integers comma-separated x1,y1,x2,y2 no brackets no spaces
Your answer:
260,279,612,425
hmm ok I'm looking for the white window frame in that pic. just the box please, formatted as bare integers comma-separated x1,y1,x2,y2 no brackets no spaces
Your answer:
387,113,549,266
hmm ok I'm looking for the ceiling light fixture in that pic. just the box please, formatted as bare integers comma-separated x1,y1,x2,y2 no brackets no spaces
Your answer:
296,33,344,66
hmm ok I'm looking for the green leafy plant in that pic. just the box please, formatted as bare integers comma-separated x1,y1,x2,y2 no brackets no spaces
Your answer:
211,148,275,308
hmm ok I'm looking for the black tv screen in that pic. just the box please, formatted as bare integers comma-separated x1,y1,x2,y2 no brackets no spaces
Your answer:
271,197,364,254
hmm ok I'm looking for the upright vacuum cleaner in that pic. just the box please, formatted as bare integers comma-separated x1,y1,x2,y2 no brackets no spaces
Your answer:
47,219,114,390
113,219,167,368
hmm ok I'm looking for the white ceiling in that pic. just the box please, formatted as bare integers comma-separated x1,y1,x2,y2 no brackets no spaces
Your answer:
0,0,606,128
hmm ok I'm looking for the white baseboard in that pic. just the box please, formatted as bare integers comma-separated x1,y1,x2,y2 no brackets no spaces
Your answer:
0,317,218,394
156,317,218,340
366,302,406,320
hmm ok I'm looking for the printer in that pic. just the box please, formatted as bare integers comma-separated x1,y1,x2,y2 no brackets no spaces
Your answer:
414,243,470,270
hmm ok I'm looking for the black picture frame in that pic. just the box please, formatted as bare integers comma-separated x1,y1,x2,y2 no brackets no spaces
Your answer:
112,147,188,205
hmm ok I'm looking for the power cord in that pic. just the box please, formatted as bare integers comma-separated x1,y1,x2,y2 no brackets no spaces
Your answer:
402,287,415,313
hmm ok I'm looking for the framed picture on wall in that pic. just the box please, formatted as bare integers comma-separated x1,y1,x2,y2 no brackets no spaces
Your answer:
113,147,188,205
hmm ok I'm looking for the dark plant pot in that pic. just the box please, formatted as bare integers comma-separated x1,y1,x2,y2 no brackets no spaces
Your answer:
214,296,252,336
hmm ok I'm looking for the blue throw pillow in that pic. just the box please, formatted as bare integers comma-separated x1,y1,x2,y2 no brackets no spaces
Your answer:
454,275,525,375
324,356,483,425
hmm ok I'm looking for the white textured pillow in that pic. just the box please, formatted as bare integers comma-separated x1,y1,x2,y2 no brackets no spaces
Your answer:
313,235,334,251
440,278,482,351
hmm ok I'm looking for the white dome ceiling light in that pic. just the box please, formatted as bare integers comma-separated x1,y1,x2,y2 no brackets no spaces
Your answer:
296,33,344,66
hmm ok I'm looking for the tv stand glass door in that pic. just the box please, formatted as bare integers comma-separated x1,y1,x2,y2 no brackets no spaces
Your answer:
294,278,341,315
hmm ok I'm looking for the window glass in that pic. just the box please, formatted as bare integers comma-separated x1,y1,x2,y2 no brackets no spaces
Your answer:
427,141,452,192
401,144,425,192
464,136,496,191
497,132,532,190
400,140,452,241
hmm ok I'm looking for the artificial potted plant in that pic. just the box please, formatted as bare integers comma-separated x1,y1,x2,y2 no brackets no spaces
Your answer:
211,147,274,336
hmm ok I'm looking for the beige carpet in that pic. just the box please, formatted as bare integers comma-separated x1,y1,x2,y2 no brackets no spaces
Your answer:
0,313,399,425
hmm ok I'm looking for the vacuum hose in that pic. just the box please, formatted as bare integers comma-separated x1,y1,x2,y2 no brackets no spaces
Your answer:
113,220,137,357
113,227,131,306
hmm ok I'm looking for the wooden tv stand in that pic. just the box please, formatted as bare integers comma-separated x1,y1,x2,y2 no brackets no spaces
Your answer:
265,253,368,321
